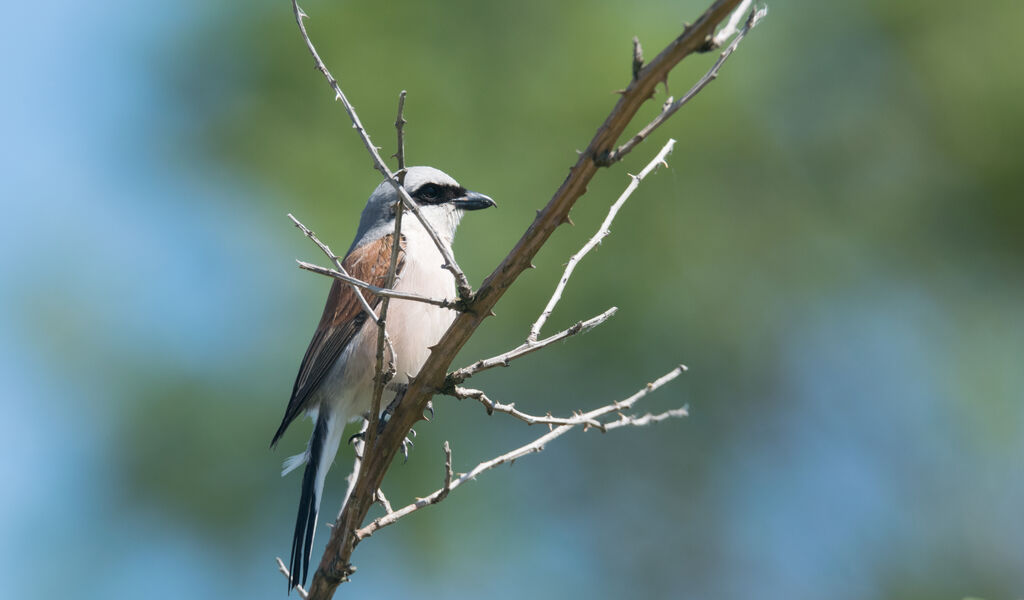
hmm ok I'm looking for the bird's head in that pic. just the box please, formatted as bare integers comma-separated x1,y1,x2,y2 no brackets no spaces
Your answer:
355,166,496,247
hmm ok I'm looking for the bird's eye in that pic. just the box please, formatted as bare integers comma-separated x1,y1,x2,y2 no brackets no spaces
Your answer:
420,184,440,200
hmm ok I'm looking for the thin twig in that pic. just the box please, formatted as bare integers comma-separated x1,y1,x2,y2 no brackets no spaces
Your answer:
604,406,690,430
393,90,407,171
355,441,454,541
448,386,606,431
296,261,458,309
276,557,310,599
357,366,687,539
291,2,473,299
437,441,454,502
528,139,675,342
373,488,394,514
289,214,378,322
450,307,618,384
597,3,766,166
366,155,408,447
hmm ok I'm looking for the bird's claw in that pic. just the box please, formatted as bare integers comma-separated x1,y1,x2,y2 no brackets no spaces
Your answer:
364,410,416,463
400,435,414,463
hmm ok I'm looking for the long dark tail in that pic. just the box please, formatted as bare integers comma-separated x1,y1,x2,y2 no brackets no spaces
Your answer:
289,412,330,591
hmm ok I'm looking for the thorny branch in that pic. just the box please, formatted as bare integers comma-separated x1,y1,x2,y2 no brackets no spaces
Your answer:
447,386,606,430
366,94,412,447
598,3,767,165
280,1,764,598
604,406,691,429
354,441,455,542
356,366,688,539
450,307,618,384
291,0,473,300
392,91,408,171
528,138,676,343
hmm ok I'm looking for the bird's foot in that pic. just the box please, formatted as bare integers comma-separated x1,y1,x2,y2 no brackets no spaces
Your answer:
400,432,414,463
350,386,430,463
379,384,408,432
347,412,415,462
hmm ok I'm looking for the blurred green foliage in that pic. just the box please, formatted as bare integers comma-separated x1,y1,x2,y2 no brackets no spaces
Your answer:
15,0,1023,598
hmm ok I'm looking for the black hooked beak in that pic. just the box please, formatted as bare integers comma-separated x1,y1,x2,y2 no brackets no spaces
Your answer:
452,191,497,211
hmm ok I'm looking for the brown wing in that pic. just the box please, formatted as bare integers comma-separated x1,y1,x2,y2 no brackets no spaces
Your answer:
271,234,405,447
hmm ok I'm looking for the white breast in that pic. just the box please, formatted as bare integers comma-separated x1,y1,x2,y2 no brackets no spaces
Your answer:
320,224,458,424
386,227,458,381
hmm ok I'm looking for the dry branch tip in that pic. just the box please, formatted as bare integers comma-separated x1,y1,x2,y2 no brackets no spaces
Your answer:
632,36,644,80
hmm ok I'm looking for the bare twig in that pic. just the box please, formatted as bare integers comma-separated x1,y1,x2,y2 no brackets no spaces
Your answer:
366,151,408,447
291,2,473,299
355,441,454,541
448,386,606,430
288,214,378,322
438,441,454,502
296,261,458,309
393,90,407,171
373,488,394,514
450,307,618,384
604,406,690,430
529,139,675,342
276,557,309,599
357,366,687,539
599,4,766,166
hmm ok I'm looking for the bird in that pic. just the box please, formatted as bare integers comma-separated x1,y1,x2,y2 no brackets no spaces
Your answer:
271,166,496,590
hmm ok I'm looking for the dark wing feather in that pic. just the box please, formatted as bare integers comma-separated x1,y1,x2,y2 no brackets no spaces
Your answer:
271,234,405,447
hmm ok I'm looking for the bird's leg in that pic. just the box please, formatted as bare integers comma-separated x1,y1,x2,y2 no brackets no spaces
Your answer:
377,383,428,463
348,417,414,463
342,383,411,462
378,383,408,434
346,418,371,446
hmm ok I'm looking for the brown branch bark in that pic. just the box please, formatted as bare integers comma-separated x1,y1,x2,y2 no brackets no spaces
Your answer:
599,4,766,165
303,1,751,598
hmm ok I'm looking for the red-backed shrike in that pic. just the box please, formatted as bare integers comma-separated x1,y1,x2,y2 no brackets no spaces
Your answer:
271,166,495,589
